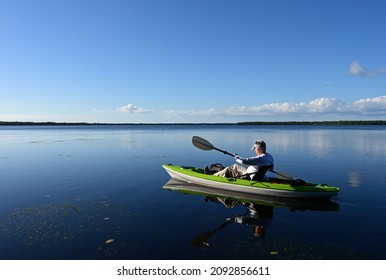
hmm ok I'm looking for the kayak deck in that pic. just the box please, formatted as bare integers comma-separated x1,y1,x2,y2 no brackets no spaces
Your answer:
162,164,340,199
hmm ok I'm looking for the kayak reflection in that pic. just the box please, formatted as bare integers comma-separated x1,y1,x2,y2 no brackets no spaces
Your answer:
163,179,339,246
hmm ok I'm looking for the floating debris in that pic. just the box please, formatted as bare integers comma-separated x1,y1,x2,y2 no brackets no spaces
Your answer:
0,198,140,259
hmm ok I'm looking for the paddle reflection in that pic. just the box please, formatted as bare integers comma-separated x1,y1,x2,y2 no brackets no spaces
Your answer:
163,179,339,246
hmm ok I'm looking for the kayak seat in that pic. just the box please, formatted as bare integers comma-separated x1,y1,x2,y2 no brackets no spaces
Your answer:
251,165,273,181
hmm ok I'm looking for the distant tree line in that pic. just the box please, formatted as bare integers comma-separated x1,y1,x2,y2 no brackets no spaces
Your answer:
0,121,93,126
1,120,386,126
237,120,386,125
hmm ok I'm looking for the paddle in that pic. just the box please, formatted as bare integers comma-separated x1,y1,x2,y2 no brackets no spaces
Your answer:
192,136,294,180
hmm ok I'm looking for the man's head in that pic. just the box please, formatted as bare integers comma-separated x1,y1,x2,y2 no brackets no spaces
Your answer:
251,140,266,153
253,225,266,238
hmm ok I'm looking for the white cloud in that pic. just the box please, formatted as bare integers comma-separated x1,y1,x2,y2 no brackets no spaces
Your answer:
349,61,386,77
353,96,386,112
349,61,368,77
164,96,386,119
92,108,107,114
307,98,348,113
117,104,154,114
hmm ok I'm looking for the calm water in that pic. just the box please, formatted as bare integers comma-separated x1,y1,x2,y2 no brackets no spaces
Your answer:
0,125,385,260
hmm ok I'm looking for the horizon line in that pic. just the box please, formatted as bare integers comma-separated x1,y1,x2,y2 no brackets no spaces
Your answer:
1,120,386,126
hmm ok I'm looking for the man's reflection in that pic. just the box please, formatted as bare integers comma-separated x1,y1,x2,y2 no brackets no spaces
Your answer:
234,202,273,239
193,197,273,246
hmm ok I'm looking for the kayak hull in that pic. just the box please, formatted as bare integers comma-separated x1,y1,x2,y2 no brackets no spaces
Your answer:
163,178,340,212
162,164,340,199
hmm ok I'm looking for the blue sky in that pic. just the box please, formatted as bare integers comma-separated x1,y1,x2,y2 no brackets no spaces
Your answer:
1,0,385,123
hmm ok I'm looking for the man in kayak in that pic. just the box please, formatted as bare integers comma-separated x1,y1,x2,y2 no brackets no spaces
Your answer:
211,140,274,181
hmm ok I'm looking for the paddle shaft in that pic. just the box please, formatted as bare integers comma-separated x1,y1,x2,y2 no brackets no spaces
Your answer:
213,147,236,157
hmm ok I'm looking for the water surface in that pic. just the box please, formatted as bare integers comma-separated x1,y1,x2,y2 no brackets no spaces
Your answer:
0,125,385,259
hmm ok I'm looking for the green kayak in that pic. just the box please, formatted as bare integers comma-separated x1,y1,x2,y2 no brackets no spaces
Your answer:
162,164,340,199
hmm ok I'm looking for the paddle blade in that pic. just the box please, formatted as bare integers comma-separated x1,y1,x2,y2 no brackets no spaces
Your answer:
192,136,214,151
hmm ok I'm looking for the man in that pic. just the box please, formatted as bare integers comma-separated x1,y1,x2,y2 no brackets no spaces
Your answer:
213,140,274,181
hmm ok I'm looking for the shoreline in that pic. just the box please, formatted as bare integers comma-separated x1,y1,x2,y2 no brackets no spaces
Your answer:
1,120,386,126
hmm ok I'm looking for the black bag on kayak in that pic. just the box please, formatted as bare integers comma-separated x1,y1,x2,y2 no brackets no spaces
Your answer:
204,163,225,174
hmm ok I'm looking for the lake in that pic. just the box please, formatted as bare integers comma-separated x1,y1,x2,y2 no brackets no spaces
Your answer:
0,124,385,260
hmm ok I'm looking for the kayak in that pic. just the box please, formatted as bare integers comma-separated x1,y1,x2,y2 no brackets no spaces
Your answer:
162,164,340,199
163,178,340,212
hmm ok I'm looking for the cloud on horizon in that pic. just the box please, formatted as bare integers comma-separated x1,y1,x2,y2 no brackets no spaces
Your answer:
2,97,385,123
164,96,386,119
349,61,386,77
92,108,107,114
117,104,154,114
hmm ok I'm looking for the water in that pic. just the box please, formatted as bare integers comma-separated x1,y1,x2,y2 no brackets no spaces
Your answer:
0,125,385,260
